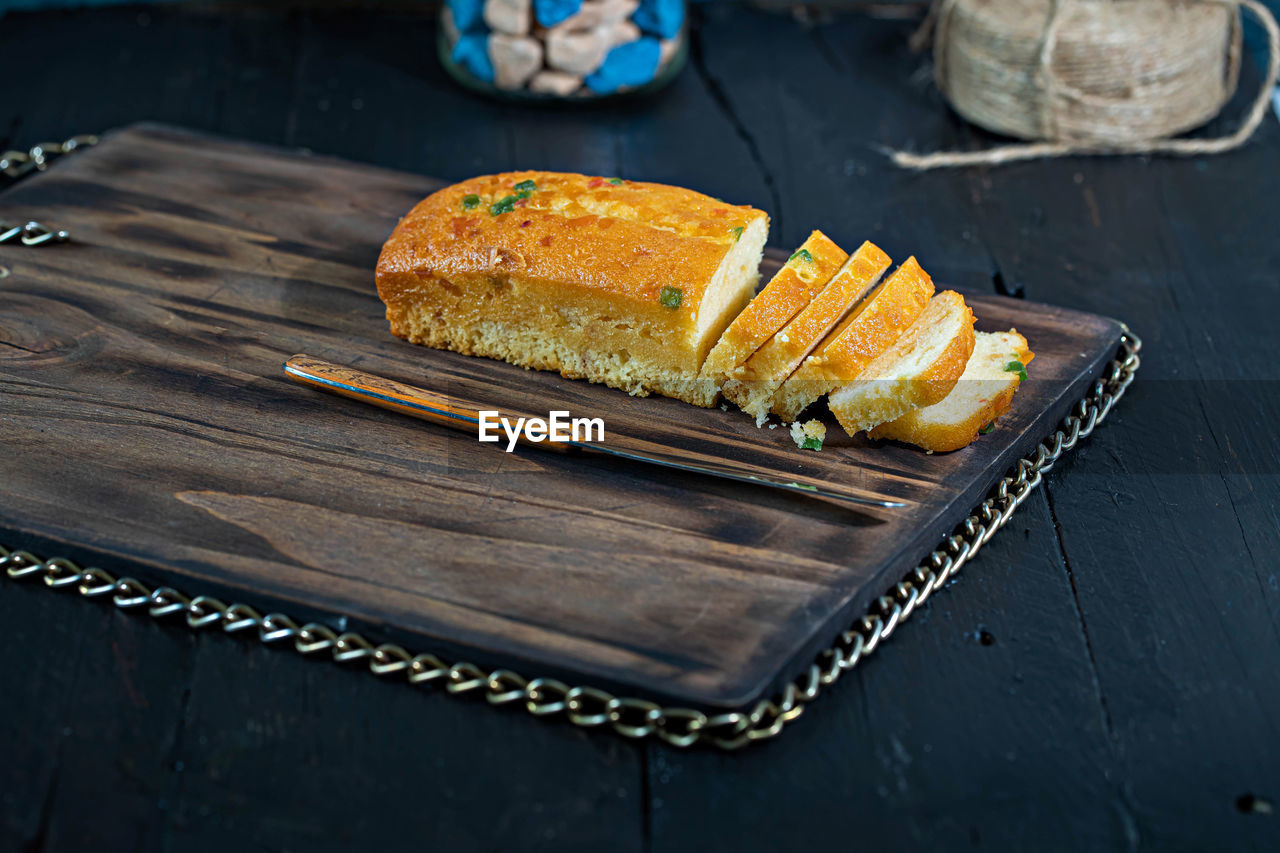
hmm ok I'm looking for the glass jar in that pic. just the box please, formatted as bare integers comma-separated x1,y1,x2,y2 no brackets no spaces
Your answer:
439,0,688,101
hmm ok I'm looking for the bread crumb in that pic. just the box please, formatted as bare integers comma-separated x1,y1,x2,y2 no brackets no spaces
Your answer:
790,419,826,450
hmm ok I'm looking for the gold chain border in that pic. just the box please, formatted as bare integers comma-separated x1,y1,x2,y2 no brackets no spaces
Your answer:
1,134,99,181
1,134,99,246
0,331,1141,749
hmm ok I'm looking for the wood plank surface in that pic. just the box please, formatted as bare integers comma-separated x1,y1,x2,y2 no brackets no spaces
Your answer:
644,9,1151,849
1,123,1122,708
649,8,1280,852
952,103,1280,849
3,4,1278,852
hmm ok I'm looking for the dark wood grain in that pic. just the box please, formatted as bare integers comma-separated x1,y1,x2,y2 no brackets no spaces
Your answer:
0,578,647,853
949,88,1280,847
648,9,1280,853
3,3,1279,852
0,123,1124,709
641,9,1154,849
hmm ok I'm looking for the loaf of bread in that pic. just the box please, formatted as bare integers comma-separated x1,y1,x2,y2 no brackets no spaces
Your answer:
377,174,1033,453
700,230,847,385
869,330,1034,451
722,241,891,423
828,290,976,435
771,256,935,422
376,170,769,406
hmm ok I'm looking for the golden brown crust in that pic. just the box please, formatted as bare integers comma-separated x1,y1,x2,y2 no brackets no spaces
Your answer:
377,171,766,313
375,171,769,405
869,333,1034,451
772,256,935,421
828,291,976,435
911,316,977,406
870,383,1015,452
700,231,847,383
722,240,892,419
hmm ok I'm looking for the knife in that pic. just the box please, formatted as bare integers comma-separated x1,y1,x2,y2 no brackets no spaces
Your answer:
283,355,905,510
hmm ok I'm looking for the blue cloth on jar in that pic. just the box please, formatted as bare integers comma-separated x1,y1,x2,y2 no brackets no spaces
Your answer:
632,0,683,39
533,0,582,28
452,33,495,83
584,37,661,94
447,0,486,33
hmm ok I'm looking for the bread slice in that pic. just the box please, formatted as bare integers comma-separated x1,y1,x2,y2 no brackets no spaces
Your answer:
828,290,976,435
375,170,769,407
700,230,847,385
722,240,892,423
771,256,935,422
869,330,1034,452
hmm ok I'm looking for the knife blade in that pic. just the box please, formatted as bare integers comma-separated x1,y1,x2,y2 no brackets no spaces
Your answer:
283,354,905,510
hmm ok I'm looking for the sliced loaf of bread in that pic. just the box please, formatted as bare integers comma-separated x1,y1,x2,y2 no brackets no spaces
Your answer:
869,330,1034,451
771,256,935,422
828,290,976,435
700,230,848,385
377,171,769,408
722,240,891,423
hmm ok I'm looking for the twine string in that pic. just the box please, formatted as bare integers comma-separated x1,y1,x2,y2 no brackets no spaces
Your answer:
1035,0,1068,140
892,0,1280,170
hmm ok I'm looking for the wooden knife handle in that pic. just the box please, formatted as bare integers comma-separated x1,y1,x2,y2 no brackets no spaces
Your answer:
283,355,902,508
284,354,487,434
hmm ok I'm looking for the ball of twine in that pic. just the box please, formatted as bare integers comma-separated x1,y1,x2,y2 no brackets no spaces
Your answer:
893,0,1280,169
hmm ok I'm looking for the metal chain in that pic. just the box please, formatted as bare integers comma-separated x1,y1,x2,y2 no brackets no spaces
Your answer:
0,330,1140,749
1,135,99,181
0,134,98,246
0,221,70,246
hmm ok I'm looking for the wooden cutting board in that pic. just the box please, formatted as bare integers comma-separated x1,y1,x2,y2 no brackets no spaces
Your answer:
0,124,1124,709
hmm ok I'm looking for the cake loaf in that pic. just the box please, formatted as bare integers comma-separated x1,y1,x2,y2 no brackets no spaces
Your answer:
771,256,935,422
828,290,976,435
721,241,891,423
869,330,1034,451
699,230,847,385
376,171,769,406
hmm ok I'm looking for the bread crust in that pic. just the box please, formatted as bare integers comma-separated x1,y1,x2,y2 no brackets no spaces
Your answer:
378,171,766,312
723,240,892,420
869,331,1034,451
375,171,769,405
828,291,976,435
772,256,935,422
700,230,847,383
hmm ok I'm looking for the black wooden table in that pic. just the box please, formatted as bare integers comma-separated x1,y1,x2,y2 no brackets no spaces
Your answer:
2,3,1278,850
